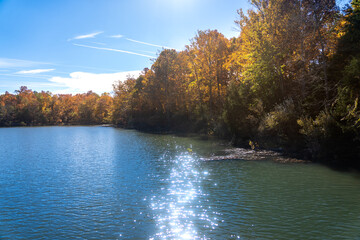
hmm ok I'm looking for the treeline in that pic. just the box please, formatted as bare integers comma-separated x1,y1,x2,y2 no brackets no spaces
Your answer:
0,86,113,126
111,0,360,168
1,0,359,168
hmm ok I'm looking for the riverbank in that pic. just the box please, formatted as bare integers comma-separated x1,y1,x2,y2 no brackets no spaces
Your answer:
0,123,357,170
200,148,309,164
117,124,360,171
115,124,312,164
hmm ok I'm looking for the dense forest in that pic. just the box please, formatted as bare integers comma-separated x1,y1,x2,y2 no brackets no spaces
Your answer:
1,0,359,168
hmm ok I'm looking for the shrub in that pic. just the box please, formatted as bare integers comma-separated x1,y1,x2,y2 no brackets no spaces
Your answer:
258,99,301,150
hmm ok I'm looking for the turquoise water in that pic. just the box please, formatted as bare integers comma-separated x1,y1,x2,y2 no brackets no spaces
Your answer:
0,126,359,239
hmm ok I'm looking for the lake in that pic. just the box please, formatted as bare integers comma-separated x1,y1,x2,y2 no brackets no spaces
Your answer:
0,126,359,239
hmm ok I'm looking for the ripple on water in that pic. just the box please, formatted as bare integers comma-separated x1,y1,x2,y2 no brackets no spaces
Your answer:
1,127,360,239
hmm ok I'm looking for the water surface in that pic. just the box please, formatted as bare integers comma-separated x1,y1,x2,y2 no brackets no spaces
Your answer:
0,126,359,239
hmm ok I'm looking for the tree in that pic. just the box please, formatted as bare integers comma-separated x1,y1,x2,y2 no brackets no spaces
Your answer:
186,30,230,129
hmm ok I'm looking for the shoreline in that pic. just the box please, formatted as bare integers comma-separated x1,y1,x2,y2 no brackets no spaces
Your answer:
1,124,358,171
200,148,310,164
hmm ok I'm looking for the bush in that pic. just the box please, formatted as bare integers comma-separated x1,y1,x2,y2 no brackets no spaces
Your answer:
258,99,302,150
298,111,360,168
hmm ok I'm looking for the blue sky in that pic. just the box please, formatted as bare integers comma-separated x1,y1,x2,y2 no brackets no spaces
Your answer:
0,0,250,94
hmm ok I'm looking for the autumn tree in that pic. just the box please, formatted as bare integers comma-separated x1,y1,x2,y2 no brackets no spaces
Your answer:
95,93,113,124
186,30,230,131
0,91,17,126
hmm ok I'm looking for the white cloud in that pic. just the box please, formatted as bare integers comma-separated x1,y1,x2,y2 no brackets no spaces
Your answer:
0,73,49,79
110,34,123,38
49,70,142,94
71,31,103,40
16,69,55,74
138,50,157,55
0,58,49,68
73,43,155,58
125,38,177,50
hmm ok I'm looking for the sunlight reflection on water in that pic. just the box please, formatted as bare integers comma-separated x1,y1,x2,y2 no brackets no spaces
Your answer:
150,150,221,240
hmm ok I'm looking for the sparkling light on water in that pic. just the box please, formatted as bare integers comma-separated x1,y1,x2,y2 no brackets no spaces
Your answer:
150,150,221,239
